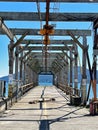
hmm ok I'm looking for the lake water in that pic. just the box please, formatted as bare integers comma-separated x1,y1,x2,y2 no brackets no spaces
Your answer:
38,74,53,86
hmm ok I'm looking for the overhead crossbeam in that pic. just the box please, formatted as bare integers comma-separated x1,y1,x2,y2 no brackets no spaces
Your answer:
22,46,74,51
0,12,98,22
0,28,91,36
21,39,74,45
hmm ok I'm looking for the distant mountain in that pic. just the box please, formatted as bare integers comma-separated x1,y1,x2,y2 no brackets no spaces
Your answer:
0,75,9,82
68,66,98,83
0,74,15,83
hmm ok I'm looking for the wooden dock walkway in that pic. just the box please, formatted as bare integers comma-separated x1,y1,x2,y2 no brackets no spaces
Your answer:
0,86,98,130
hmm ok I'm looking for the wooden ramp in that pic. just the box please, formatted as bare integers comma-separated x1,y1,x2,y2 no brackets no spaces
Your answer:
0,86,98,130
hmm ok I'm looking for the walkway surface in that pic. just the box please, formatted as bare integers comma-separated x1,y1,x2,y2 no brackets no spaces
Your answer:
0,86,98,130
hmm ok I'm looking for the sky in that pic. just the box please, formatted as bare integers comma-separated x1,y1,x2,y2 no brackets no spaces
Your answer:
0,1,98,77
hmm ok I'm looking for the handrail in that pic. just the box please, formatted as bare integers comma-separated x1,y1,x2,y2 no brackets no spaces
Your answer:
58,83,80,97
0,82,35,112
21,82,34,94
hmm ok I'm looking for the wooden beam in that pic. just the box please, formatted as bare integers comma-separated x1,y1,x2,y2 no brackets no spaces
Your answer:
18,42,31,54
67,30,85,50
0,28,91,36
21,39,75,45
0,17,14,40
11,31,28,49
22,46,74,51
0,12,98,22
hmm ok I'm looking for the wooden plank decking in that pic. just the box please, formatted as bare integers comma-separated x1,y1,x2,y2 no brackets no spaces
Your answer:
0,86,98,130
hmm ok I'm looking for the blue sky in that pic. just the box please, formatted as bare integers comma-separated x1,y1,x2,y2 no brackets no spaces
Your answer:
0,2,98,77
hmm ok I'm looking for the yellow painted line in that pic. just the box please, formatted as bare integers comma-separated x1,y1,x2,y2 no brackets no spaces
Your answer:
43,102,48,119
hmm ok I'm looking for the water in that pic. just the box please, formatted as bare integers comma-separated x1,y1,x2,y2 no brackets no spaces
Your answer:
38,74,53,86
5,82,8,98
87,84,98,99
76,83,98,100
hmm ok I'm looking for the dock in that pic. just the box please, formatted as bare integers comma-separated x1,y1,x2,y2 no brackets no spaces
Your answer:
0,86,98,130
0,0,98,129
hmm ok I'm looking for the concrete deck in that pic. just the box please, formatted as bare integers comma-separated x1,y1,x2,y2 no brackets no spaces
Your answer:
0,86,98,130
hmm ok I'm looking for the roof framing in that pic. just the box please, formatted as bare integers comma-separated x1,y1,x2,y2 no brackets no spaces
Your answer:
21,39,75,45
0,0,95,73
0,28,91,36
22,46,74,51
0,12,98,21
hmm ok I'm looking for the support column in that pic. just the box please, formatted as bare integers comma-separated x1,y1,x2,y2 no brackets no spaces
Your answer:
8,40,14,75
8,40,14,98
25,64,29,84
61,68,64,84
93,22,97,101
65,56,69,87
57,71,61,85
23,62,26,84
33,71,37,86
15,46,19,80
20,52,23,82
70,51,73,87
61,57,68,86
28,66,31,83
81,36,87,105
74,45,78,95
93,57,97,101
55,72,59,87
54,74,57,86
15,46,19,101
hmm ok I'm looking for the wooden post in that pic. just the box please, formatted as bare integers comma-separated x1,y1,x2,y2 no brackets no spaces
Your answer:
74,45,78,95
93,22,97,101
63,66,68,86
8,40,14,75
20,52,23,82
15,46,19,101
70,51,73,87
8,40,14,99
15,46,19,80
81,36,87,105
93,57,97,101
23,62,26,85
